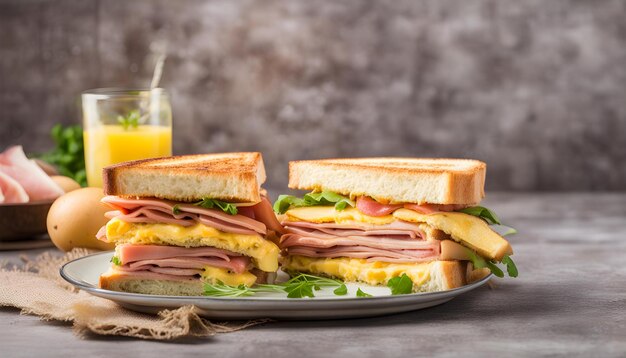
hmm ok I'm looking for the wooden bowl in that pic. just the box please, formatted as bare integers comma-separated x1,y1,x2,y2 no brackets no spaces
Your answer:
0,201,54,241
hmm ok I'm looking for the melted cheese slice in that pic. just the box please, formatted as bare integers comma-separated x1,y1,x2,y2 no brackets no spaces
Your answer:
285,207,395,225
201,267,257,286
393,209,512,261
105,218,279,272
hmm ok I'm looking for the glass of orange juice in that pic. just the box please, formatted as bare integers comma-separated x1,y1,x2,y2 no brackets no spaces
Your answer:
81,88,172,187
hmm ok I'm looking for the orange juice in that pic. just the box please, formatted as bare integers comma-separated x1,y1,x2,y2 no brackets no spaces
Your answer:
84,125,172,187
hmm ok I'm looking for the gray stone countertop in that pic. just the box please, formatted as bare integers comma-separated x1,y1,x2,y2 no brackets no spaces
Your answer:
0,193,624,357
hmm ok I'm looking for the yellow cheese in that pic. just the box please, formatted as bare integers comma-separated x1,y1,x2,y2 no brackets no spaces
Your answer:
201,266,257,286
283,255,434,291
105,218,279,272
285,207,395,225
393,209,512,261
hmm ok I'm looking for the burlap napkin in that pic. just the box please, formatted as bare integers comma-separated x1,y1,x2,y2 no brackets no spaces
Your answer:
0,249,267,340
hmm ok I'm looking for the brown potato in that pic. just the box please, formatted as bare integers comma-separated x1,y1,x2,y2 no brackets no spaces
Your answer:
46,187,114,251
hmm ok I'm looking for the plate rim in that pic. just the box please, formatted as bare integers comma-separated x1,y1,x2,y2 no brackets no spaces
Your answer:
60,250,493,304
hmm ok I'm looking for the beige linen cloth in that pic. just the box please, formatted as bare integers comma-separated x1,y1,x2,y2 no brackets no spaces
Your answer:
0,249,266,340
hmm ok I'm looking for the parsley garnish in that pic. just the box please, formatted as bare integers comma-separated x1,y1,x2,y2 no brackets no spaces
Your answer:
273,191,355,214
356,288,373,297
110,256,121,266
194,198,238,215
203,273,347,299
387,274,413,295
333,284,348,296
117,110,140,130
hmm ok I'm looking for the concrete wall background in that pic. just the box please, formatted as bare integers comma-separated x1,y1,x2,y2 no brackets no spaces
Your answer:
1,0,625,191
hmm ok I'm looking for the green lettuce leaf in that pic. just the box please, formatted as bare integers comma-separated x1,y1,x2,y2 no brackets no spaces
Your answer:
273,191,355,214
195,198,238,215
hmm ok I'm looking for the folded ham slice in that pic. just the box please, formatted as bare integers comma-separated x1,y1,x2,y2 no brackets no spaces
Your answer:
0,146,63,201
102,196,273,236
115,244,251,275
354,195,470,216
280,220,440,263
0,171,29,204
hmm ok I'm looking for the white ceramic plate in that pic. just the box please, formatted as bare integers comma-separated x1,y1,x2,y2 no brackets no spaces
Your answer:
61,251,491,320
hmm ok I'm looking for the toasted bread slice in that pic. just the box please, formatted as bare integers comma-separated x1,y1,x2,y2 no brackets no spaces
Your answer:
103,152,266,203
99,271,206,296
282,256,468,292
289,158,486,205
99,268,274,296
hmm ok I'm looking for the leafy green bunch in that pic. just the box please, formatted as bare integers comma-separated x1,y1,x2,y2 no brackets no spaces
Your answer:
37,124,87,186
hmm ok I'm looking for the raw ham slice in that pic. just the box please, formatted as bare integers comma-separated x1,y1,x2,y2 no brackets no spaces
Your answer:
0,171,29,204
0,146,63,201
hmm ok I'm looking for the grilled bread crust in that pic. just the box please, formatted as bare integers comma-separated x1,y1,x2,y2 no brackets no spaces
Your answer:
103,152,266,203
289,158,486,205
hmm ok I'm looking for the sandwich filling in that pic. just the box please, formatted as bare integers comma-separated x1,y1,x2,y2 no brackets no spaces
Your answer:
99,196,281,287
276,193,515,290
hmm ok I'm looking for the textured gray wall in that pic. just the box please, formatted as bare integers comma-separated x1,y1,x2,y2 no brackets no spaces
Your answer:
1,0,625,191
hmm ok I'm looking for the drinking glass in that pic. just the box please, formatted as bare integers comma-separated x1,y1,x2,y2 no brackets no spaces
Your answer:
82,88,172,187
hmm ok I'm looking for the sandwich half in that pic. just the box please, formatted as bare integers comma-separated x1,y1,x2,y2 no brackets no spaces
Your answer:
97,152,283,296
274,158,516,293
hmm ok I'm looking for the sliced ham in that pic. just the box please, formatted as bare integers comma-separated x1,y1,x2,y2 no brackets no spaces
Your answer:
127,256,250,274
354,195,470,216
117,244,236,264
356,196,403,216
284,220,425,239
253,197,286,234
0,146,64,201
279,219,440,263
102,196,269,236
0,171,29,204
114,244,252,277
403,203,469,214
280,233,436,250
